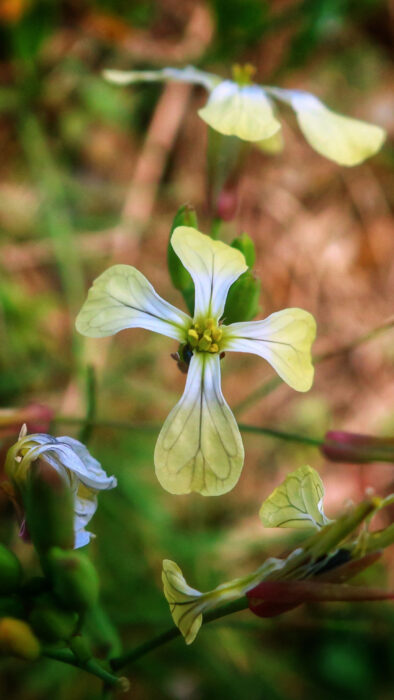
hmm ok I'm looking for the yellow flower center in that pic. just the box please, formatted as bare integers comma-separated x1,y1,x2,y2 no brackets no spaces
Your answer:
231,63,256,87
187,318,223,354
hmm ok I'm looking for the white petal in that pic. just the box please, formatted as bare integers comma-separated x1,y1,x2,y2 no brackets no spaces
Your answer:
268,88,386,166
76,265,190,341
198,81,281,142
222,308,316,392
73,487,98,549
57,437,117,490
103,65,219,91
171,227,247,321
155,353,244,496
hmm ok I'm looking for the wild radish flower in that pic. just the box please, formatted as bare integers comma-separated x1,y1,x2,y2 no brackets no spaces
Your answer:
6,430,117,548
104,64,386,166
76,227,316,496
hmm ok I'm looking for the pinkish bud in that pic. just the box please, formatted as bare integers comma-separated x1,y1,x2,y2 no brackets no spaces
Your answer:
216,187,238,221
321,431,394,463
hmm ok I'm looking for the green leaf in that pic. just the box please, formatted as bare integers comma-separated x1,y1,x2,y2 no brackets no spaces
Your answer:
259,465,329,530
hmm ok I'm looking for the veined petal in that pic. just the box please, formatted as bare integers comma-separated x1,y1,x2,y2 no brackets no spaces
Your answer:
103,65,220,91
162,560,204,645
222,309,316,392
268,88,386,166
76,265,190,342
73,485,98,549
171,227,247,321
198,81,281,142
155,353,244,496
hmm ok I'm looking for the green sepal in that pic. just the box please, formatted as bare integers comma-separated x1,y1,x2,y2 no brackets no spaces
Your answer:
0,545,22,595
46,547,99,612
28,593,78,643
167,204,196,315
223,270,261,324
231,233,256,267
24,459,74,556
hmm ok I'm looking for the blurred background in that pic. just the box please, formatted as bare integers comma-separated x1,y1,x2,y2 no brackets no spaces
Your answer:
0,1,393,698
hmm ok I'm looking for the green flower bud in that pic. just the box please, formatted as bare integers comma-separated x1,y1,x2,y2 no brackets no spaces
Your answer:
0,618,40,660
25,459,74,556
231,233,256,267
29,593,78,643
47,547,99,612
0,545,22,595
167,205,197,314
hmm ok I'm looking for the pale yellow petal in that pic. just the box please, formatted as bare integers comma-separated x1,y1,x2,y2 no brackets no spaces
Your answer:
222,308,316,392
198,81,281,142
162,560,203,645
76,265,190,341
171,226,247,321
256,128,284,154
290,92,385,166
155,353,244,496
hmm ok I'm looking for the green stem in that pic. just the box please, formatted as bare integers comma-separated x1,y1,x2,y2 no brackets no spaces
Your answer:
111,598,248,672
238,423,323,447
53,415,323,448
43,648,122,687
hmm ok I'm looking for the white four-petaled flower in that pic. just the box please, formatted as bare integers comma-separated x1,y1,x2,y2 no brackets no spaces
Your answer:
6,431,117,548
76,227,316,496
103,64,385,166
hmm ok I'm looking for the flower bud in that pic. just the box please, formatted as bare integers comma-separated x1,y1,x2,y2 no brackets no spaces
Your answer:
167,205,197,315
0,618,40,660
0,544,22,595
25,459,74,555
47,547,99,612
223,270,260,323
28,593,78,643
321,431,394,464
69,634,92,662
216,186,238,221
231,233,256,267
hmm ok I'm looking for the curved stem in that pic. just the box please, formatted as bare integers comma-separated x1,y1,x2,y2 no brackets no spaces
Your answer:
43,648,121,687
111,598,248,672
238,423,322,447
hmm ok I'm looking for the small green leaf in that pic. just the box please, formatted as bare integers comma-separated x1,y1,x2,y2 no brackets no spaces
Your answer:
259,465,329,530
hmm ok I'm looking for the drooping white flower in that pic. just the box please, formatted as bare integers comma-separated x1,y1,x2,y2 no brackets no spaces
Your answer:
76,227,316,496
6,431,117,548
103,64,386,166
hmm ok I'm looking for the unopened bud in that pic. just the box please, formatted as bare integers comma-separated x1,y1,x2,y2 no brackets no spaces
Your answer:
0,545,22,595
0,618,40,660
216,187,238,221
29,594,78,643
25,459,74,554
322,431,394,464
47,547,99,612
69,634,92,662
231,233,256,267
223,270,261,324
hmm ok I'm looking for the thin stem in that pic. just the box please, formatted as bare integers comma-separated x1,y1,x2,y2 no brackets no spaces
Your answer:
42,648,121,687
53,415,323,448
111,598,248,672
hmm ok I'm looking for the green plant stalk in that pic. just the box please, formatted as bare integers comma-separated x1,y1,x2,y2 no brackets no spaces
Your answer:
110,598,248,671
43,648,122,687
53,415,323,448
